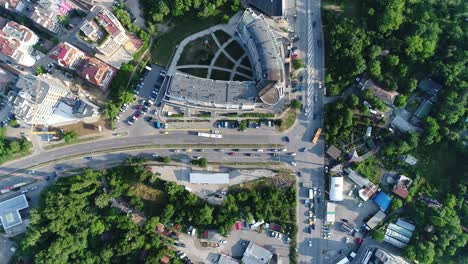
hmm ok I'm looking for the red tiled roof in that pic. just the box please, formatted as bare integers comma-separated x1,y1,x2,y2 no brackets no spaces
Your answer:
160,255,171,264
393,185,409,199
96,10,120,36
50,42,84,69
78,57,116,90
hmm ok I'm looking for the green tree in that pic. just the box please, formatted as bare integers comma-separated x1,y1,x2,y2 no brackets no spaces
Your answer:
95,193,112,208
394,95,407,107
63,129,79,144
372,230,385,242
346,94,359,108
369,60,382,78
195,205,213,226
291,99,302,109
36,66,46,75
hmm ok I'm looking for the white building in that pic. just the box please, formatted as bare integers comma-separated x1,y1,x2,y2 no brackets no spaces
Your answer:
329,176,344,201
0,21,39,67
326,202,336,224
237,9,285,105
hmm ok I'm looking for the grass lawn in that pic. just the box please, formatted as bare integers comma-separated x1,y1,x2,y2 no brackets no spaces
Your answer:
236,66,253,77
224,40,245,61
232,74,251,82
240,56,252,69
177,34,217,66
210,69,231,81
352,157,383,183
214,52,235,69
213,30,232,46
152,13,225,67
278,108,297,132
128,183,168,216
179,67,208,78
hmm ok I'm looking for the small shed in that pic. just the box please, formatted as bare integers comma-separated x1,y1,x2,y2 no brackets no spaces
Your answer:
326,145,342,160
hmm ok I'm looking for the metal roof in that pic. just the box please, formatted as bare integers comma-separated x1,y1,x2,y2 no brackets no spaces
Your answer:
395,219,416,232
329,176,343,201
366,210,386,229
241,241,273,264
372,191,392,211
0,194,28,230
189,173,229,184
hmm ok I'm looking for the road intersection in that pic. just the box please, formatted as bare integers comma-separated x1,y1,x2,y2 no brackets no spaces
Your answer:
0,0,326,262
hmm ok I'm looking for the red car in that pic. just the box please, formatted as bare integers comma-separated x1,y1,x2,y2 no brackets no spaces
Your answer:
228,152,235,156
291,53,298,59
136,105,143,110
134,113,140,120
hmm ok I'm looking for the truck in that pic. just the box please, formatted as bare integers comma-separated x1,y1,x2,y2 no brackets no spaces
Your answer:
197,132,222,139
309,188,314,200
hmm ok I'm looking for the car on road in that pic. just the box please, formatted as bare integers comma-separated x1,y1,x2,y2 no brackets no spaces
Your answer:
228,152,235,156
56,166,64,171
296,171,301,177
283,136,290,142
84,157,92,160
290,152,296,156
358,201,363,207
308,240,312,247
30,186,38,190
21,189,28,194
325,166,329,173
313,21,317,27
290,161,297,166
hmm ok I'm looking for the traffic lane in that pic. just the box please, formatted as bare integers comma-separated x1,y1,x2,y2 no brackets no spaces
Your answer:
0,134,285,176
0,150,288,191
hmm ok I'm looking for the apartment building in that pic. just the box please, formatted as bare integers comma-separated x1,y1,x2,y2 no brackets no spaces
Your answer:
0,21,39,67
50,42,85,70
8,74,70,125
91,8,129,56
78,57,116,91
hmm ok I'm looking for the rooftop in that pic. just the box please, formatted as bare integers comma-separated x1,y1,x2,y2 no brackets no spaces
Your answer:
78,57,116,90
50,42,84,69
241,242,273,264
0,194,28,230
372,191,392,211
167,72,256,108
364,79,399,106
241,9,283,83
329,176,343,202
366,210,386,229
418,79,442,96
189,172,229,184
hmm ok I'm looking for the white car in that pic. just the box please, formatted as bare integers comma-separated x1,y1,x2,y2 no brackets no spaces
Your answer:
257,149,264,152
21,189,28,194
290,152,297,156
30,186,38,190
282,148,288,152
358,201,363,207
291,161,297,166
308,240,312,247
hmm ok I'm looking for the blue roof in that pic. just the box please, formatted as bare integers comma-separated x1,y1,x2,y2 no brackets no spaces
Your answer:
373,191,392,211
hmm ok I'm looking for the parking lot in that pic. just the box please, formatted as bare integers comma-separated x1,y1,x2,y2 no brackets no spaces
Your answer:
322,178,379,262
115,65,167,136
177,228,290,263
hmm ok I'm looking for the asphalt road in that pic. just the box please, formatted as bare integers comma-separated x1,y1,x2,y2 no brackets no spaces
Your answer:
0,1,327,262
292,0,326,263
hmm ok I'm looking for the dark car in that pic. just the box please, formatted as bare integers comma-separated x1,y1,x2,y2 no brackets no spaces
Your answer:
296,171,302,177
283,136,290,142
84,156,93,160
313,21,317,28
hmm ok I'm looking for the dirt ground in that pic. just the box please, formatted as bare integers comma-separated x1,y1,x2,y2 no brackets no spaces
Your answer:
58,118,110,135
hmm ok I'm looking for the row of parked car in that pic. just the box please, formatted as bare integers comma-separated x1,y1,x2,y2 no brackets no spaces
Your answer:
215,119,277,129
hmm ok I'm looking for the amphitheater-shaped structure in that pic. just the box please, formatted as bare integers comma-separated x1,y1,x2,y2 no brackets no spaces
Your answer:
164,9,286,111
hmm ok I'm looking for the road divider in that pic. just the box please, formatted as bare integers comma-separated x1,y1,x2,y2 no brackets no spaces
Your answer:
0,143,284,179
